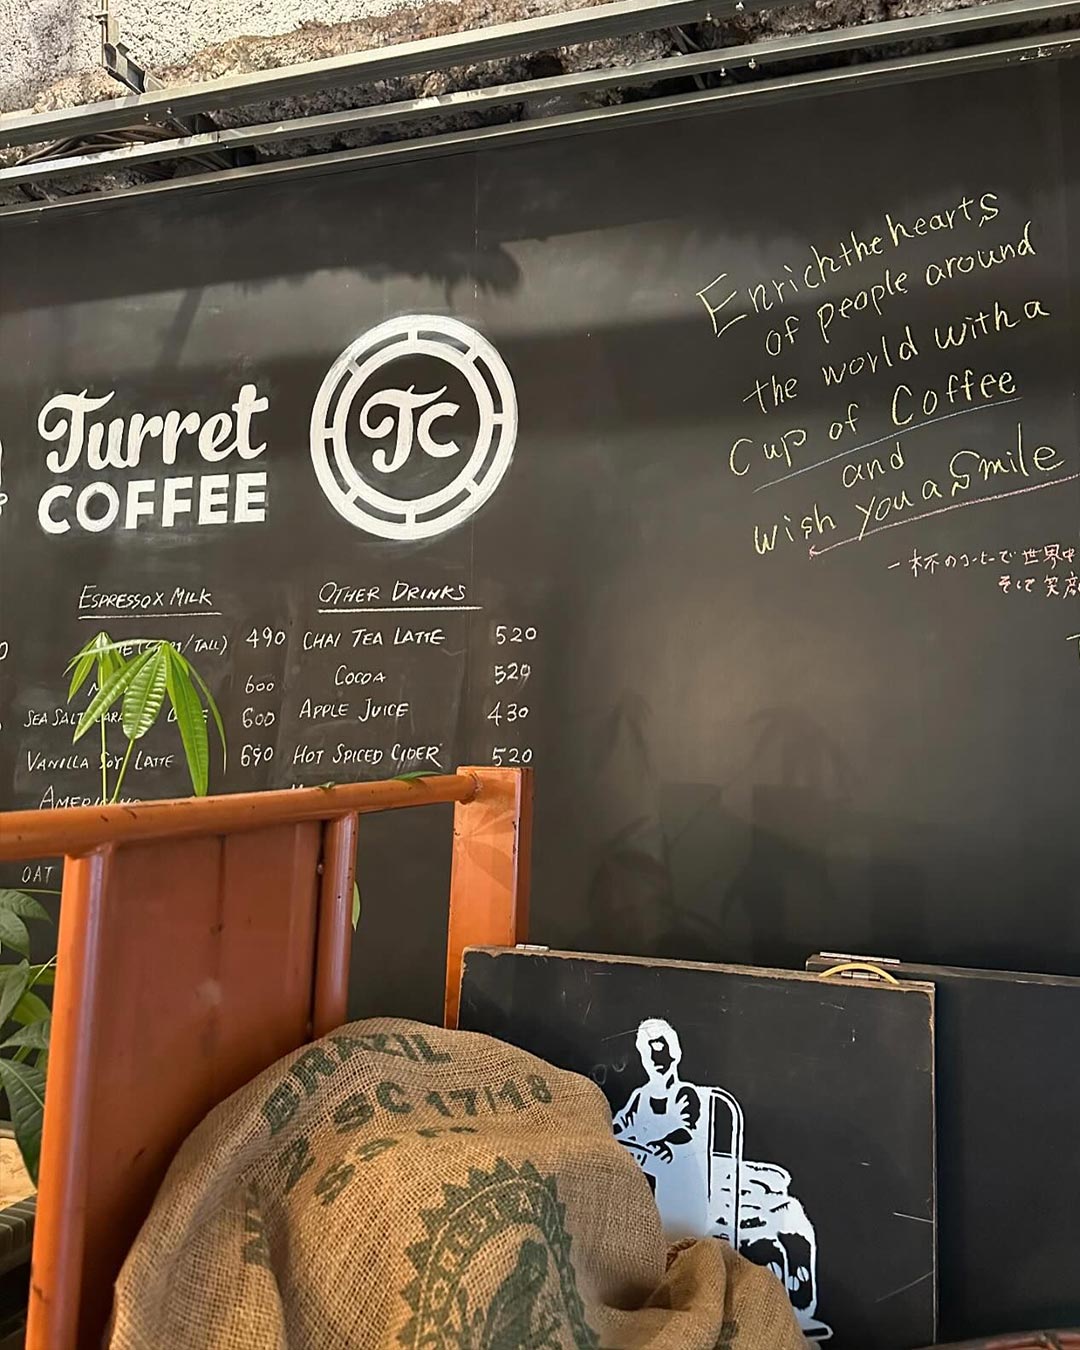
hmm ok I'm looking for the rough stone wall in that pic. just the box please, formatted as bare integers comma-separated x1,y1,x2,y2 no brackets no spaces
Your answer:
3,0,1055,207
6,0,1041,212
0,0,412,114
3,0,976,120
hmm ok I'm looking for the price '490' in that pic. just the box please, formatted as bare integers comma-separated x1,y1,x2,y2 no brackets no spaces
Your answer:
247,627,286,649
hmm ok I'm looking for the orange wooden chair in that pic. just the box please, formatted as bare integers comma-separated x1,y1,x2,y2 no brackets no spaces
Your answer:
0,765,532,1350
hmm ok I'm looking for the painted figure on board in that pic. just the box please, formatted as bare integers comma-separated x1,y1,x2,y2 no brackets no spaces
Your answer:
613,1016,832,1342
612,1018,710,1237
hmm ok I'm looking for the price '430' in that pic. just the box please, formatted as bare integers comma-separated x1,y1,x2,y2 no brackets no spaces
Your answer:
247,627,286,649
486,702,528,725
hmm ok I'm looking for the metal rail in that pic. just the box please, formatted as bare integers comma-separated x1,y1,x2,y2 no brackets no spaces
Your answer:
2,0,1073,189
0,0,757,150
1,24,1076,222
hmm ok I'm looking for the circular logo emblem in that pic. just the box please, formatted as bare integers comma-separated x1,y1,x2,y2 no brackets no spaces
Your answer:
399,1160,598,1350
310,314,517,541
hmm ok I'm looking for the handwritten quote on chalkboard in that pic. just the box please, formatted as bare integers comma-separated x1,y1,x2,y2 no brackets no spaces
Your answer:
699,192,1067,568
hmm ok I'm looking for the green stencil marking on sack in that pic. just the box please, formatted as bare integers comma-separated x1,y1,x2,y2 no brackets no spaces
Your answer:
240,1185,272,1269
399,1159,598,1350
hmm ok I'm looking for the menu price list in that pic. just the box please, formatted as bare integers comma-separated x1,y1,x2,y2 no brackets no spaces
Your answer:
0,576,544,827
277,583,540,784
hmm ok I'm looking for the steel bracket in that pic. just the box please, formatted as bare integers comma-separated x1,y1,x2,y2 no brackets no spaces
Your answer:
95,0,254,168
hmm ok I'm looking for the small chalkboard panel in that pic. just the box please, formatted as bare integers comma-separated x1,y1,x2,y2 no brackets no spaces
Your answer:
2,56,1080,1021
460,947,936,1349
806,953,1080,1341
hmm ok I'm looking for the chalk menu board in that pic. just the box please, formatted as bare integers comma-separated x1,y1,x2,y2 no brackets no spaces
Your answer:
1,56,1079,1019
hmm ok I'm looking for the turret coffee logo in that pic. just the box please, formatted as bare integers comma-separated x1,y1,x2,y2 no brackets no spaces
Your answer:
310,315,518,541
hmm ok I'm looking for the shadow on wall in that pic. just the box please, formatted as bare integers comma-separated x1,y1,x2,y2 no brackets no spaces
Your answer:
0,160,524,313
583,695,938,968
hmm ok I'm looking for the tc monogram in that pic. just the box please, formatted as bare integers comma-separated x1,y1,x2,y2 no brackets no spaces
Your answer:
310,315,517,542
359,386,462,475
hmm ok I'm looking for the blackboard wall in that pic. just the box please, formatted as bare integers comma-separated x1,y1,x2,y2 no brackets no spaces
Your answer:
1,57,1079,1020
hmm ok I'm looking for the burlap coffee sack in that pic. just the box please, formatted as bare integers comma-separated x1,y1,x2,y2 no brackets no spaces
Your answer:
109,1018,806,1350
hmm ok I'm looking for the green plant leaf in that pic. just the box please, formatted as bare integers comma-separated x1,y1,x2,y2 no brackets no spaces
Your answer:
1,1019,50,1052
121,643,168,741
64,629,108,674
351,881,361,931
66,631,107,694
67,630,125,700
0,911,29,959
393,771,437,782
170,646,227,774
183,657,227,772
101,655,124,686
66,638,155,664
0,964,31,1029
73,650,151,743
11,992,50,1026
26,964,55,987
165,652,209,797
0,1059,46,1185
0,890,50,923
66,649,97,702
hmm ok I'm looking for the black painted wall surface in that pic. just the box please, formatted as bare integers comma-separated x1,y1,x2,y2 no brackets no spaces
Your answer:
0,58,1078,1022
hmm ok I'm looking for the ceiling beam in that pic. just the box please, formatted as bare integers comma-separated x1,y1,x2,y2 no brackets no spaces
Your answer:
0,0,758,149
2,24,1076,221
2,0,1075,188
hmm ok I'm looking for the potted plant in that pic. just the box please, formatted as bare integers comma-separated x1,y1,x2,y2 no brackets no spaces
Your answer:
0,633,226,1183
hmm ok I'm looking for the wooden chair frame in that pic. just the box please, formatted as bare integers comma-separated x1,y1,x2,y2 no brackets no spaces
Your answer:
0,765,532,1350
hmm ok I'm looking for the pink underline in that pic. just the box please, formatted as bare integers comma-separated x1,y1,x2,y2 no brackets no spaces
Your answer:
809,471,1080,558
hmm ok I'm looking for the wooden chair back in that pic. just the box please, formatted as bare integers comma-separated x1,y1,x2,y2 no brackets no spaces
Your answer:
0,765,531,1350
